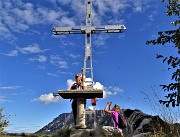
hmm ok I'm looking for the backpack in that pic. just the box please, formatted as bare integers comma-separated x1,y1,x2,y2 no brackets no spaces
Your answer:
113,113,128,129
70,83,78,90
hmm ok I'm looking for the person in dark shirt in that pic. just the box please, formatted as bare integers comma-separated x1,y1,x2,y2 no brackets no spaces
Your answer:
70,73,87,125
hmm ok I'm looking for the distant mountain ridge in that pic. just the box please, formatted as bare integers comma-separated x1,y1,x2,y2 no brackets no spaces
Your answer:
36,109,180,136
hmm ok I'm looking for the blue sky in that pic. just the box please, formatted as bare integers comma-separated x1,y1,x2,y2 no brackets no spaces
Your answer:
0,0,179,133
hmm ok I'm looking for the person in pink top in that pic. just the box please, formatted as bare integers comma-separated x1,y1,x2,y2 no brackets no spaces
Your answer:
104,102,124,136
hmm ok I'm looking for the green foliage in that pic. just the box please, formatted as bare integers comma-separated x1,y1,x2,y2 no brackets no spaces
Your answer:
146,0,180,107
0,108,9,133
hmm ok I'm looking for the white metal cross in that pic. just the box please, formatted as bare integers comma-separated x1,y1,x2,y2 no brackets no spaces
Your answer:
52,0,126,89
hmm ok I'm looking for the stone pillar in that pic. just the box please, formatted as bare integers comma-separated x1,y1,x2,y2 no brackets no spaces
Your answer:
76,98,86,129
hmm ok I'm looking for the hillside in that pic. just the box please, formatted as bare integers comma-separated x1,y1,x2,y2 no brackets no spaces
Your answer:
36,109,180,136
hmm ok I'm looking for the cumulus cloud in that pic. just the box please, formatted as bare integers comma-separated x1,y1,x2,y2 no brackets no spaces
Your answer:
0,0,68,40
67,79,75,90
93,82,104,90
32,79,74,105
32,93,62,104
33,79,123,105
86,78,123,98
65,77,123,99
93,81,123,98
66,78,104,90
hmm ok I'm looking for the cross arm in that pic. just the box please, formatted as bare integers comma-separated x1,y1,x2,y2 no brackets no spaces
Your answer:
52,25,126,35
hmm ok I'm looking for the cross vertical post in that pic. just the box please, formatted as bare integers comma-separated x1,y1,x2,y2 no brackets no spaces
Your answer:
82,0,93,89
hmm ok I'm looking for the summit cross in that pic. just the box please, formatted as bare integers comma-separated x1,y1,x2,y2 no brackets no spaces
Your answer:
52,0,126,89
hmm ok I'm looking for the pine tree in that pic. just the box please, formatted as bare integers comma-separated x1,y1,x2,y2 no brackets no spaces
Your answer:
0,108,9,133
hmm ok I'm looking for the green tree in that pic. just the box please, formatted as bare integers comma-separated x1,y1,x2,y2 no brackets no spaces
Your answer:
146,0,180,107
0,108,9,133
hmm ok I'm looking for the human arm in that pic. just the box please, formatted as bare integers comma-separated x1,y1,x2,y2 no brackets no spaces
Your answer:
81,74,88,90
82,85,88,90
104,102,113,115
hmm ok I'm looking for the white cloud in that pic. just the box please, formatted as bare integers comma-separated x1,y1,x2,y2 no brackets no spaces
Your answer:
17,43,43,54
87,106,94,111
105,86,123,95
72,62,80,66
109,1,129,14
139,23,152,31
93,82,123,98
3,44,44,56
67,77,122,98
68,54,81,59
57,71,73,75
60,40,75,47
37,7,65,25
0,0,66,40
67,79,75,90
148,15,154,21
94,0,129,15
0,96,11,103
70,0,85,24
147,10,157,22
32,93,62,104
56,0,72,5
92,0,129,26
93,82,104,90
29,55,47,63
59,16,76,27
133,2,143,12
13,3,37,25
65,77,123,98
0,0,158,41
64,78,123,99
47,73,59,77
50,54,68,68
2,50,19,57
66,78,104,90
93,35,110,47
0,86,21,90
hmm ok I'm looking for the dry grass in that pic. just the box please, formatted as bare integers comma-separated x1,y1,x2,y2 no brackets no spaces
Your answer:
140,86,180,137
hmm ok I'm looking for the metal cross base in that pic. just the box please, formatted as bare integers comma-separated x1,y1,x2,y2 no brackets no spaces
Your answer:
57,89,103,129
